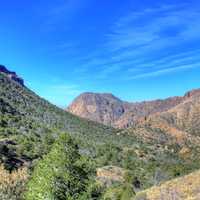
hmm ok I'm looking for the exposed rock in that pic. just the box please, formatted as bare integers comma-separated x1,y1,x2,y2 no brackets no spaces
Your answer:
96,166,125,186
0,65,24,86
67,92,125,126
67,89,200,128
124,91,200,146
179,147,191,158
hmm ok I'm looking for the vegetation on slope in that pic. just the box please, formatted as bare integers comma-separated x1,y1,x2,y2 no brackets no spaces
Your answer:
25,133,101,200
0,165,29,200
1,71,200,199
0,72,124,165
134,170,200,200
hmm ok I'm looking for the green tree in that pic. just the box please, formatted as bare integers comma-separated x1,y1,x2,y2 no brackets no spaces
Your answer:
25,133,96,200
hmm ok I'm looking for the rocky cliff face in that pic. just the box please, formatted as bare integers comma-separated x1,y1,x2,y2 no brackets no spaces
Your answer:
67,89,200,128
123,89,200,145
158,89,200,136
67,92,125,126
0,65,24,86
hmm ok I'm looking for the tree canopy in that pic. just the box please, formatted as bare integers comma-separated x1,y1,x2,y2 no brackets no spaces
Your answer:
25,133,97,200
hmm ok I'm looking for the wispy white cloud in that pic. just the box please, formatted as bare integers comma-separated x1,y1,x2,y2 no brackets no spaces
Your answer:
126,49,200,71
56,2,200,82
126,62,200,80
107,5,200,52
95,65,122,79
93,4,200,80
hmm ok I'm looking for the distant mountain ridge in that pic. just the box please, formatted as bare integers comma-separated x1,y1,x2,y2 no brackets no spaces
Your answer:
67,89,200,128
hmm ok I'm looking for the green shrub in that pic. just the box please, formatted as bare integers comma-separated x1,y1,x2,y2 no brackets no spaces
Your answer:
134,192,147,200
120,184,135,200
25,133,97,200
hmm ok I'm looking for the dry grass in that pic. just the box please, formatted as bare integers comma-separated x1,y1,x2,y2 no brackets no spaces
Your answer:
0,165,29,200
135,170,200,200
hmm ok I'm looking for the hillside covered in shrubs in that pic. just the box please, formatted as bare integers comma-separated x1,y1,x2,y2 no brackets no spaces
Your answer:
1,69,200,199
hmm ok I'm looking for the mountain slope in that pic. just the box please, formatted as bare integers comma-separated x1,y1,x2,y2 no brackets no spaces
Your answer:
134,170,200,200
1,67,200,199
67,92,125,126
125,89,200,146
0,65,24,86
1,68,155,171
0,72,116,138
67,91,197,128
0,71,130,169
160,90,200,136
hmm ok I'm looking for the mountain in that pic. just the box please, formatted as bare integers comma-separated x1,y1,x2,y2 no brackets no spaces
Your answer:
1,67,154,172
0,65,24,86
67,90,200,128
159,89,200,136
0,69,124,170
1,66,200,199
67,92,125,127
124,89,200,146
134,170,200,200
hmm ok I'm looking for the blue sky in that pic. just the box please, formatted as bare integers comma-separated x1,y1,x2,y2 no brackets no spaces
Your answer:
0,0,200,107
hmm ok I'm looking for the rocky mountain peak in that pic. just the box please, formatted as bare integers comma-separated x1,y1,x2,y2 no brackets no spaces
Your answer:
0,65,24,86
184,89,200,98
67,92,125,126
67,89,199,128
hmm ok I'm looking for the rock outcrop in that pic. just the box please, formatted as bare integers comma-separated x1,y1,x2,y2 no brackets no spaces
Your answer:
67,89,200,128
124,89,200,145
96,166,125,186
0,65,24,86
67,93,125,126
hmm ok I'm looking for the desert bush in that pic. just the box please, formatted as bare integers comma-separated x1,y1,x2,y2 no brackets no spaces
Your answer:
0,165,29,200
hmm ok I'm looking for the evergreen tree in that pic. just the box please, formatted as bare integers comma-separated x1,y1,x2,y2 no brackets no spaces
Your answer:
25,133,95,200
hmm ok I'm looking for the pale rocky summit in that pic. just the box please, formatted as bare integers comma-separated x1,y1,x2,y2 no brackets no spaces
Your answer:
67,90,200,128
67,92,125,126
